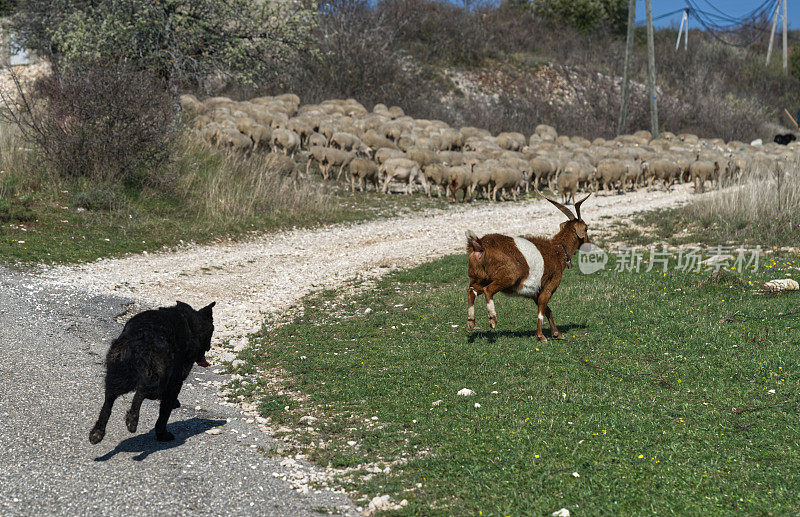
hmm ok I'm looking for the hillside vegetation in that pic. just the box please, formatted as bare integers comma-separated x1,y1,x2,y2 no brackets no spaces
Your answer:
255,0,800,142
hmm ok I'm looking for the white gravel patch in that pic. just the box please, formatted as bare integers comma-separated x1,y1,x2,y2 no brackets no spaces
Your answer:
41,186,694,351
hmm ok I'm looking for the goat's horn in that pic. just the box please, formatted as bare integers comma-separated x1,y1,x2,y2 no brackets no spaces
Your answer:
574,192,591,220
534,186,575,220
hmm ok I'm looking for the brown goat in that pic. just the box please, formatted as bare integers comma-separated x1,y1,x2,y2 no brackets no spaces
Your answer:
465,188,591,342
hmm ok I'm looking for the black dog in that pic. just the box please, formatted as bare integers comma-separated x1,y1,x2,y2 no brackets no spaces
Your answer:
774,133,797,145
89,301,215,444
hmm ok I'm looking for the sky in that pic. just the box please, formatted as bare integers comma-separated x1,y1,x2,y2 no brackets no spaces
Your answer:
635,0,798,29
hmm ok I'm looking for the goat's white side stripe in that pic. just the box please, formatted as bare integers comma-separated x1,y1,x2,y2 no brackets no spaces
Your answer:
513,237,545,297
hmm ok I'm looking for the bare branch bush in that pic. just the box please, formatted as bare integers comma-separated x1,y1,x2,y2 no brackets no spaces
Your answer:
0,60,176,185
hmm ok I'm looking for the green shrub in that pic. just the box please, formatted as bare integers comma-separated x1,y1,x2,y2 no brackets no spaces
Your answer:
534,0,627,34
1,60,176,185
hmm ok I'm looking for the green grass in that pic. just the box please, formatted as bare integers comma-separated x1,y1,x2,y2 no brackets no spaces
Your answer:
0,184,446,264
235,252,800,515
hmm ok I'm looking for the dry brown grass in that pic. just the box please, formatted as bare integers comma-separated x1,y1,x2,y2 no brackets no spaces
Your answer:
683,157,800,245
174,140,334,227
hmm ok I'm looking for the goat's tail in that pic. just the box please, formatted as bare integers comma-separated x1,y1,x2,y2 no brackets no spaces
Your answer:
465,229,484,258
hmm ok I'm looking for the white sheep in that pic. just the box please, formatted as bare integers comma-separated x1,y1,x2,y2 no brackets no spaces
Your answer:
271,128,300,157
380,158,428,195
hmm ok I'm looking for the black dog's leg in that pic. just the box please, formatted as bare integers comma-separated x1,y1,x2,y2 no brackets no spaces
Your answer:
125,390,145,433
171,399,181,409
89,392,119,444
154,398,176,442
154,383,183,442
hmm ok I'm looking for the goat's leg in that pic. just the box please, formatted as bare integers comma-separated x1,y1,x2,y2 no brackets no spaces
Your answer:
535,291,554,342
544,305,563,340
483,283,504,329
467,284,481,330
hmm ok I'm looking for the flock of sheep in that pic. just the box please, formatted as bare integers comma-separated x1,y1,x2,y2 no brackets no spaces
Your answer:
180,93,799,202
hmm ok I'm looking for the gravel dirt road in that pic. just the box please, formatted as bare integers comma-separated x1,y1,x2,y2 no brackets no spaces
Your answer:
1,187,692,515
0,268,356,516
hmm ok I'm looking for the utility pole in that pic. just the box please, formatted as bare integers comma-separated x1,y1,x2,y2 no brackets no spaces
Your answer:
683,9,688,50
782,0,788,74
645,0,658,139
675,10,685,51
766,0,781,65
675,9,689,51
617,0,635,135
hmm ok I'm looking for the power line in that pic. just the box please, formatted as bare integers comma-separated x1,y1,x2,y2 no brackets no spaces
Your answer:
636,7,687,24
634,1,785,49
681,0,777,48
686,0,774,30
695,0,774,25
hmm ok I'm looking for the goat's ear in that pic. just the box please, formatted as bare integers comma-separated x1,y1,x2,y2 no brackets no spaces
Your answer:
574,222,587,239
559,221,567,231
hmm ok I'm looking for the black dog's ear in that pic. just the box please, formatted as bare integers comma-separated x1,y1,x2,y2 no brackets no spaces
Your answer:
199,302,215,319
176,300,193,310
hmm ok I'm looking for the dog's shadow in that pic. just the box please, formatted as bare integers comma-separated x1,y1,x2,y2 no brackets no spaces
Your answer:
467,324,587,344
94,417,226,462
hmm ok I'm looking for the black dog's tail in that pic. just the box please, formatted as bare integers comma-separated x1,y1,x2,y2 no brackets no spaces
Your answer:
104,336,138,394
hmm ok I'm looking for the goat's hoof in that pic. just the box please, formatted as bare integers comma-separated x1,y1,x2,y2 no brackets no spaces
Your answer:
466,319,475,330
553,333,565,340
489,318,497,329
537,335,547,342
